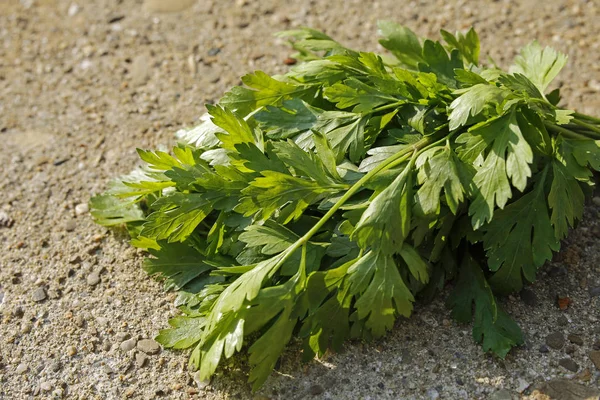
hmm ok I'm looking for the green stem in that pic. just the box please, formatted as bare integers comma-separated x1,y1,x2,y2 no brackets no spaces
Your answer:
368,101,406,114
572,118,600,135
574,112,600,124
273,129,447,266
544,122,589,140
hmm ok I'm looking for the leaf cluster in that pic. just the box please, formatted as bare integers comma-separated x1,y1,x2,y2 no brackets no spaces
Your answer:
91,22,600,389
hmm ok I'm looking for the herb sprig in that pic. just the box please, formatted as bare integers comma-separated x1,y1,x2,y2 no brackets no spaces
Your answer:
91,22,600,389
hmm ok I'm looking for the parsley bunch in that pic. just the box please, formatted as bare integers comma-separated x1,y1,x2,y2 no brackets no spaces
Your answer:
91,22,600,389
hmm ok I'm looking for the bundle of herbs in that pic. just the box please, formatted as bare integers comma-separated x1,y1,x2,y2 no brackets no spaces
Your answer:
90,22,600,389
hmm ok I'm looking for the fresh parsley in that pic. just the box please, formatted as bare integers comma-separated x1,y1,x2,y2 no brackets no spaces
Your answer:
91,22,600,389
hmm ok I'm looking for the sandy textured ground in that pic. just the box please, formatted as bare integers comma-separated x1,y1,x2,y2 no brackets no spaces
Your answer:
1,0,599,399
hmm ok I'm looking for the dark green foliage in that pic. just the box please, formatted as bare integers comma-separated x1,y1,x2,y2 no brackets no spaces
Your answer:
91,22,600,390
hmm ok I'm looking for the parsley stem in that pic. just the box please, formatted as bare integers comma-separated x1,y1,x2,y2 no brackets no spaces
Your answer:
368,101,406,114
298,130,446,245
263,128,447,277
571,118,600,135
543,122,590,140
573,112,600,124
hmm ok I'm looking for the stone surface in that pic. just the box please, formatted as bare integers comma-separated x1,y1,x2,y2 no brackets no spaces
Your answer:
120,338,137,352
546,332,565,350
558,358,579,372
488,389,514,400
137,339,161,355
309,385,325,396
15,363,28,374
568,333,584,346
86,271,100,286
32,287,47,302
75,203,89,215
532,378,600,400
135,352,149,368
590,351,600,370
144,0,195,12
2,1,600,399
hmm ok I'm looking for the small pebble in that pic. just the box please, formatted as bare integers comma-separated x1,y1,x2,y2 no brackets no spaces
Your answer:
0,211,14,228
519,288,537,306
548,266,568,278
568,333,584,346
136,352,148,368
590,351,600,370
67,346,77,356
32,287,47,302
593,197,600,207
539,344,549,353
75,314,85,327
489,389,513,400
559,358,579,372
137,339,161,355
87,271,101,286
40,381,52,392
65,220,77,232
546,332,565,350
557,315,569,326
191,371,210,389
516,378,530,393
115,332,131,342
49,361,62,372
16,363,28,374
589,286,600,298
309,385,325,396
21,322,32,334
75,203,89,215
426,388,440,399
121,338,137,352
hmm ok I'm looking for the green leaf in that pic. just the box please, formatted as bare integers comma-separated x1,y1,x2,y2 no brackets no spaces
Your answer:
448,84,508,130
377,21,425,68
440,27,480,66
498,73,543,99
548,161,585,239
156,315,206,349
447,255,524,358
398,244,429,284
175,115,221,149
89,194,145,226
415,145,472,215
323,114,368,163
144,241,215,291
484,166,559,293
347,251,414,337
208,105,261,151
352,162,413,254
271,140,344,185
510,41,567,93
419,40,463,87
253,99,318,139
142,193,213,242
236,171,340,222
323,77,403,113
220,71,314,116
454,69,488,86
238,221,298,255
460,111,533,229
